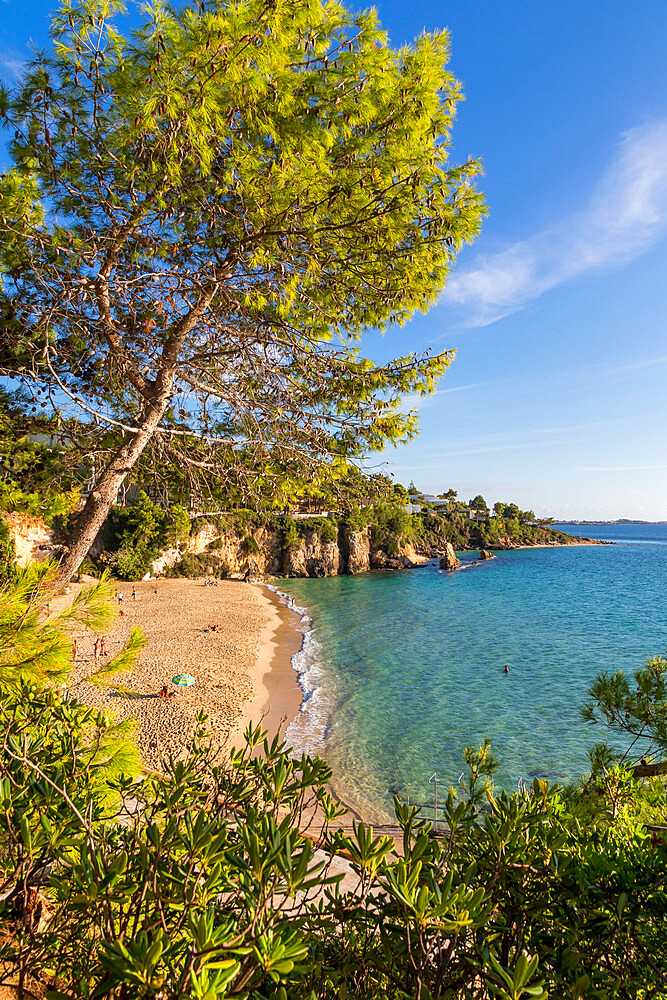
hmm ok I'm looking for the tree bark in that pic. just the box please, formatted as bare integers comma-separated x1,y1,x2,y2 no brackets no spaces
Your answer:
630,761,667,779
53,398,169,588
52,281,218,589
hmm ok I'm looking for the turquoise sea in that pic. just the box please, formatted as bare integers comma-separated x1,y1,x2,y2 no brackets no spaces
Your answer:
277,523,667,823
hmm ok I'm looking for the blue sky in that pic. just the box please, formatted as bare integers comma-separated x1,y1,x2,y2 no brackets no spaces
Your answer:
2,1,666,518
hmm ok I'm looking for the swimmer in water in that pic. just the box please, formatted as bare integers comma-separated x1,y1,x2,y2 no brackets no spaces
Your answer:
504,665,510,674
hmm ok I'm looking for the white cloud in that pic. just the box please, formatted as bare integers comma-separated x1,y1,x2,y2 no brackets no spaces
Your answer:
602,353,667,376
400,381,485,412
0,47,26,80
441,119,667,326
577,464,667,473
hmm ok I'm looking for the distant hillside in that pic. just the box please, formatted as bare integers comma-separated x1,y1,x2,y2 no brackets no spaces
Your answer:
555,519,667,525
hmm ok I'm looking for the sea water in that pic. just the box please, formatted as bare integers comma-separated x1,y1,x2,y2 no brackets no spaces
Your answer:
277,523,667,822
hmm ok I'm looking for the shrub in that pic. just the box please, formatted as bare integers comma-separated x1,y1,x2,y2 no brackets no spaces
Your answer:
296,516,338,544
0,480,80,526
344,504,379,532
0,702,665,999
243,534,260,555
0,519,16,584
370,502,413,553
169,552,227,579
280,515,300,552
1,582,666,1000
104,494,193,580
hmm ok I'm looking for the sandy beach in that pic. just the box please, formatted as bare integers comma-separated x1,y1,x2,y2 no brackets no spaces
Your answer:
66,579,303,771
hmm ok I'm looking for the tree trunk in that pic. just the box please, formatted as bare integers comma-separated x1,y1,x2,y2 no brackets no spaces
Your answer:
53,401,169,588
52,284,217,589
631,761,667,779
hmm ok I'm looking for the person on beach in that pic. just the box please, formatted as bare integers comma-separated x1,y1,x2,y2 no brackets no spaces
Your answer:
132,587,137,601
94,638,102,662
117,592,123,605
71,639,77,661
100,637,106,656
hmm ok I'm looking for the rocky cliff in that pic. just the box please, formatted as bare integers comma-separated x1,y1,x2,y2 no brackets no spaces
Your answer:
2,508,598,583
1,512,63,567
149,521,430,580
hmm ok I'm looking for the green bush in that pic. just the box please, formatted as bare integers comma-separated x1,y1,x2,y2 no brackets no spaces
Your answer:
280,515,300,552
343,504,373,532
243,534,260,555
168,552,227,579
0,519,16,584
1,576,667,999
0,480,80,526
296,516,338,544
0,692,665,999
103,493,193,580
370,502,413,553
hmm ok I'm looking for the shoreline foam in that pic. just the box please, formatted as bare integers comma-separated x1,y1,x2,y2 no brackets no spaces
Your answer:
229,584,304,745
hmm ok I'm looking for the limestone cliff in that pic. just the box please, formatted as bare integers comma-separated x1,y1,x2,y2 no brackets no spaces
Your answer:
341,526,371,574
1,512,63,567
145,521,430,581
282,529,342,578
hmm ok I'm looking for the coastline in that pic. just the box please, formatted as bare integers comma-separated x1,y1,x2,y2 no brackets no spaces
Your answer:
229,583,304,746
510,539,611,550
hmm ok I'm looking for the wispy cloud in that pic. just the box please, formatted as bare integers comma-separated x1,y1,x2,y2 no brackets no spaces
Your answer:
400,381,485,412
602,353,667,376
388,419,622,468
441,119,667,326
0,46,26,80
577,464,667,473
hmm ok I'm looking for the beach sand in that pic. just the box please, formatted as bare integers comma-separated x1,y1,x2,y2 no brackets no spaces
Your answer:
66,578,303,770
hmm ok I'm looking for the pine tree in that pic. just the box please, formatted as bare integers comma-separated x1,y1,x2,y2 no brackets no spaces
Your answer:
0,0,484,582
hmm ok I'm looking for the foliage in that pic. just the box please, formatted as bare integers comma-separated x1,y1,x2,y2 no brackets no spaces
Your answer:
469,493,489,513
0,0,484,581
166,551,229,580
0,480,80,528
343,504,374,532
102,492,192,580
0,517,16,584
369,503,413,553
0,696,665,998
279,515,301,553
293,516,338,545
0,591,666,998
0,388,95,515
243,534,260,556
0,561,145,691
583,654,667,772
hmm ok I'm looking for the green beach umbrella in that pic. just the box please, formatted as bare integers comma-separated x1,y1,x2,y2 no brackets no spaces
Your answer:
172,673,195,687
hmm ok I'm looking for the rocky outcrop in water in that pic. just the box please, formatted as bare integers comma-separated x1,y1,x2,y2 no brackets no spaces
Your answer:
479,549,495,560
439,542,461,572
